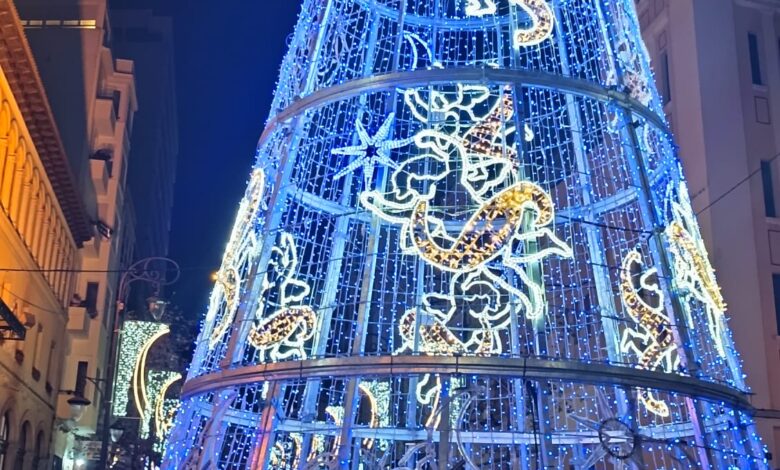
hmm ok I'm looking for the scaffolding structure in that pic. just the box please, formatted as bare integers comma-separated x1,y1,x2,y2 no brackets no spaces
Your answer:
163,1,769,468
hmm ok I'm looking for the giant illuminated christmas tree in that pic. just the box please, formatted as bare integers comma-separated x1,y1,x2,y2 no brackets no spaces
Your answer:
163,1,769,468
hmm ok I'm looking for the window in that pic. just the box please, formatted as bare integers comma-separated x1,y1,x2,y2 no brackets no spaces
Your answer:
32,431,44,469
45,341,56,386
75,361,88,397
84,282,99,316
761,161,776,217
0,412,9,470
749,33,763,85
773,274,780,336
660,51,672,104
14,421,29,469
31,324,43,381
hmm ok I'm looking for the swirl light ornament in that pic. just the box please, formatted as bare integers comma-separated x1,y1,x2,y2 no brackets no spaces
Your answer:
508,0,555,47
666,182,729,358
410,181,556,272
164,1,769,468
618,249,677,417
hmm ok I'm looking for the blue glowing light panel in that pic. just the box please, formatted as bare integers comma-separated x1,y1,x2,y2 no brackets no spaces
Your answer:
164,0,768,468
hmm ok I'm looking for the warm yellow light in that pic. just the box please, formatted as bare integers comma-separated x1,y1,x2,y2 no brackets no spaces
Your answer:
411,181,554,272
132,328,170,425
619,249,674,418
154,374,181,437
509,0,555,47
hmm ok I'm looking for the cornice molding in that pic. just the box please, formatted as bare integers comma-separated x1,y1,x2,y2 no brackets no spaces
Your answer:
0,0,93,245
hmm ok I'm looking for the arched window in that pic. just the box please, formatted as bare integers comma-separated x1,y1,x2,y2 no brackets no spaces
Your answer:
0,412,10,470
32,430,44,469
14,421,29,469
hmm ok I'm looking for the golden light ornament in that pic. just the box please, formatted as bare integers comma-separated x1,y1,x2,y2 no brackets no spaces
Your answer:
207,168,266,349
247,232,319,362
463,0,555,48
667,221,727,312
209,265,240,346
411,181,554,272
398,310,493,357
618,249,677,417
509,0,555,48
247,306,317,360
132,329,172,437
666,182,728,357
462,90,517,161
154,374,182,438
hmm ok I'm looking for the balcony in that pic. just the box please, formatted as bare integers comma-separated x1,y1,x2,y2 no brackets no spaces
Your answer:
93,96,117,138
67,306,89,333
89,159,109,196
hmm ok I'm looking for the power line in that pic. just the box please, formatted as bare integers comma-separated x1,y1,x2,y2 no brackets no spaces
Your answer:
3,145,774,280
694,150,780,216
0,266,212,274
3,287,66,316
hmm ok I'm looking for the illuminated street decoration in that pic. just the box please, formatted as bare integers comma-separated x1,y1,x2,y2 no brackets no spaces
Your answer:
619,249,677,417
464,1,555,48
611,2,653,107
570,388,698,468
402,32,443,71
165,1,769,468
208,168,265,348
509,0,555,47
306,382,388,465
114,321,169,416
132,328,170,431
331,113,413,189
465,0,497,17
666,182,728,357
411,181,555,272
153,395,180,454
140,370,181,439
248,232,317,362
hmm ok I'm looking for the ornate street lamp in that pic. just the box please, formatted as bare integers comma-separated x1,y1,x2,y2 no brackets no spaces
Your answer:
66,395,92,423
146,296,169,322
109,423,124,444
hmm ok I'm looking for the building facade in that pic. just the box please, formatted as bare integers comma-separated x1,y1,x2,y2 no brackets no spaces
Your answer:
0,1,93,468
636,0,780,463
111,9,178,264
13,0,139,467
110,8,178,328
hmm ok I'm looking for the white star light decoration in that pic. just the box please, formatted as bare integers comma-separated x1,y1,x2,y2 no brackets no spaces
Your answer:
331,113,412,189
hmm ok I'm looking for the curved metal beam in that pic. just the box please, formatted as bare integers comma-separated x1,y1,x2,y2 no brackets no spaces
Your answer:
258,67,669,151
351,0,516,28
182,355,752,412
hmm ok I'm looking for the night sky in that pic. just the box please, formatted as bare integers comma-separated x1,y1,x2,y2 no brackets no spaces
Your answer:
112,1,301,317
